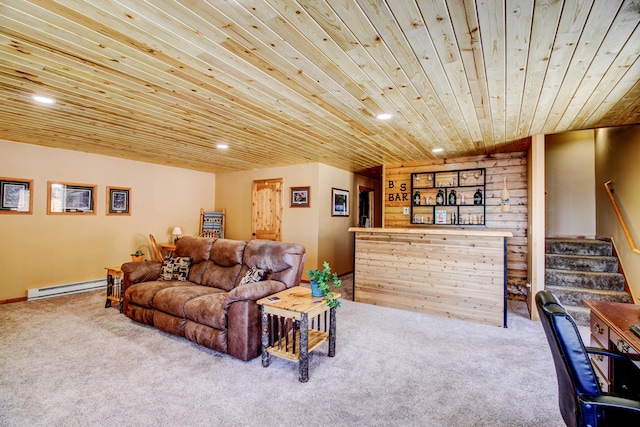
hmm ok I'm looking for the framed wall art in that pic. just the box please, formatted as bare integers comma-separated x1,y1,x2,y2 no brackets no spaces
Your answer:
47,181,96,215
290,186,310,207
331,188,349,217
0,177,33,214
107,186,131,215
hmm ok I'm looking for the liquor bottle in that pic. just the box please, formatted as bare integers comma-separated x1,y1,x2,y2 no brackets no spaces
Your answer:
413,190,421,206
436,189,445,205
473,189,483,205
448,189,456,205
501,177,511,212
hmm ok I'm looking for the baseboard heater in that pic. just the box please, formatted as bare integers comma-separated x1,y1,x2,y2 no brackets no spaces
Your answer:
27,279,106,301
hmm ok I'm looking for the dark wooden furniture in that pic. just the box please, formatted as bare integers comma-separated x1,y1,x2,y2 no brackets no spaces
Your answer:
584,299,640,394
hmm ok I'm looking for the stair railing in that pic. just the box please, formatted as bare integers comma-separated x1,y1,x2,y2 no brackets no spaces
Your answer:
604,181,640,255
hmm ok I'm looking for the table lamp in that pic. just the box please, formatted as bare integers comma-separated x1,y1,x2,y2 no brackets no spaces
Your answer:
172,226,183,243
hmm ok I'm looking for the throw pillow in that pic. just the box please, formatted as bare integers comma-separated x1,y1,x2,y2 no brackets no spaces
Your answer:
159,257,192,281
238,267,265,286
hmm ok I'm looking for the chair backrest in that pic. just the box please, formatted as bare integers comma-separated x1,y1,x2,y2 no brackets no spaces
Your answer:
535,290,601,427
149,234,164,262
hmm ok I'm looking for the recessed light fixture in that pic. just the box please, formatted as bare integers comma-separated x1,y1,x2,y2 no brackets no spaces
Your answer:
375,113,393,120
32,95,56,105
432,148,444,153
216,143,229,150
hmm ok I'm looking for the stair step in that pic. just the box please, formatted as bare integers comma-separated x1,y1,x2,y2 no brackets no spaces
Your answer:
546,238,612,256
546,285,633,307
563,305,591,327
546,269,625,291
545,254,619,273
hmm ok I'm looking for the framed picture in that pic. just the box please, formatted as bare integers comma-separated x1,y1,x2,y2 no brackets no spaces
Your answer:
290,186,310,207
107,186,131,215
435,209,447,224
0,177,33,214
331,188,349,216
47,181,96,214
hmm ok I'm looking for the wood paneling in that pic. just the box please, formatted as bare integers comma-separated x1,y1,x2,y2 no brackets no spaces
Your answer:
351,228,512,327
384,151,528,294
1,1,639,174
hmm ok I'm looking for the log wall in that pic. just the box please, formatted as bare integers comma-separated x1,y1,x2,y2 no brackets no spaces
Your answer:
383,152,528,297
350,228,512,327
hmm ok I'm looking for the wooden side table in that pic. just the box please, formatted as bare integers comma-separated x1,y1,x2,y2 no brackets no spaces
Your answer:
104,266,123,313
258,287,340,382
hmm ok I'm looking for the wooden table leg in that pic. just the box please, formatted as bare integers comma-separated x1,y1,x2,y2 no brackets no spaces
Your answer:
328,306,337,357
299,312,309,382
261,308,271,368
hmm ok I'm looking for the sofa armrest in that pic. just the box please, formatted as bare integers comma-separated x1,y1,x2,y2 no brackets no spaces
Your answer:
224,279,286,309
121,261,162,294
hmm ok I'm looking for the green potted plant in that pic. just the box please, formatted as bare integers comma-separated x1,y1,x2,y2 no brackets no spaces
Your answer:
308,261,342,308
131,250,144,262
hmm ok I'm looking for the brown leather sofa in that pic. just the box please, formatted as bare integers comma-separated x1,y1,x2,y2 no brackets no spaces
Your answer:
122,236,306,361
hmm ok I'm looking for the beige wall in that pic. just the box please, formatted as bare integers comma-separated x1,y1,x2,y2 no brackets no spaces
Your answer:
545,130,596,236
595,126,640,300
0,140,215,301
215,162,355,280
317,163,356,277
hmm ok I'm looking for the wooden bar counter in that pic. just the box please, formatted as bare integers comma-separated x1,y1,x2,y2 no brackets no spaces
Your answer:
349,227,513,327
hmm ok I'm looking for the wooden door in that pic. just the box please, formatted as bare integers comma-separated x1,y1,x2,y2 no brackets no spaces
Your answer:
252,178,283,241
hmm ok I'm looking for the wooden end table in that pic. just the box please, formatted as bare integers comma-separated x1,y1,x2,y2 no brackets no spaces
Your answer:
104,266,123,313
258,287,340,382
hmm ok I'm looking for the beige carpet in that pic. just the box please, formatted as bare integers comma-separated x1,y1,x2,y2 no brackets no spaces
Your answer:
0,289,565,426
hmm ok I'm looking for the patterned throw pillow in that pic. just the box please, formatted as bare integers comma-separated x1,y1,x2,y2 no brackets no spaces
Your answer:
238,267,265,286
159,257,192,281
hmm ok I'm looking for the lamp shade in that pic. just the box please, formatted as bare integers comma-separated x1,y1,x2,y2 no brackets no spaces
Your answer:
172,227,183,235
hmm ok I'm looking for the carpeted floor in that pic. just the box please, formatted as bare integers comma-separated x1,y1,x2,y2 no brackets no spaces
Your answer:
0,289,568,426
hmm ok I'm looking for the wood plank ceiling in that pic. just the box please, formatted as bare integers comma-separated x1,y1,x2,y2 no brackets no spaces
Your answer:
1,0,639,174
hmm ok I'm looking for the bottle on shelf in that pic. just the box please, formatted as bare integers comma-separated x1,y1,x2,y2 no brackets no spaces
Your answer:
448,189,456,205
501,177,511,212
473,189,483,205
413,190,421,206
436,189,445,205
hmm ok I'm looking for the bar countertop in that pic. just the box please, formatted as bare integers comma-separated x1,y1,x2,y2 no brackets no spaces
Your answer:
348,227,513,238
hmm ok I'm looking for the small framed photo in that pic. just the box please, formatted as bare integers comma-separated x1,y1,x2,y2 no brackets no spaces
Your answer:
435,209,447,224
290,186,310,208
48,181,96,214
0,177,33,214
107,186,131,215
331,188,349,217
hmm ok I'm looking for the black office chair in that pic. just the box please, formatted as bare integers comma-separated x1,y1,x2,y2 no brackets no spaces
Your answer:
535,290,640,427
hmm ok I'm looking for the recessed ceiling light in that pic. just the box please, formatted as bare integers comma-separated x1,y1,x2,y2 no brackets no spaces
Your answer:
216,143,229,150
432,148,444,153
32,95,56,104
376,113,393,120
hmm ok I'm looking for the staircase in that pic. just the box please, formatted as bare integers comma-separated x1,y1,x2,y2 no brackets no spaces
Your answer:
545,238,632,326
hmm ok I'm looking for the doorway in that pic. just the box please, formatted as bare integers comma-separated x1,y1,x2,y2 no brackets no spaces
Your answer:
358,186,375,227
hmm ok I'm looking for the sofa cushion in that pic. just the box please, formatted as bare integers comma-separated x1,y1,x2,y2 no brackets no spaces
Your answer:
159,257,192,281
175,236,215,264
241,240,306,288
199,239,247,291
183,293,228,330
153,285,225,318
126,280,191,308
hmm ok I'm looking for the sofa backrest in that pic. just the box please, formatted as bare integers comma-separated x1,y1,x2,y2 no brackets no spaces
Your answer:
240,240,306,289
174,236,306,291
199,239,247,291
